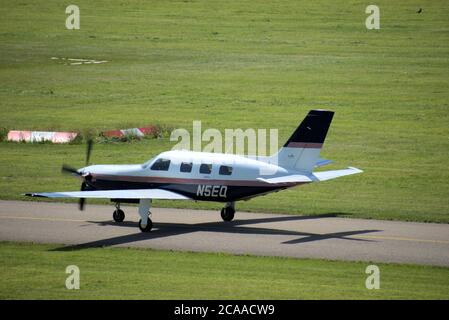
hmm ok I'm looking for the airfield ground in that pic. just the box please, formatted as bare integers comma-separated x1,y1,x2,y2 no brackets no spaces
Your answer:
0,201,448,299
1,241,449,300
1,201,448,266
0,0,448,300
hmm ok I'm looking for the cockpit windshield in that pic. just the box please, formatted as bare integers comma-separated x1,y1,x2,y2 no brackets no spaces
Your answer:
142,157,156,169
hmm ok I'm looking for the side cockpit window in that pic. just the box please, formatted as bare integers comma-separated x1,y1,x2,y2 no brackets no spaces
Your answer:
151,158,171,171
219,165,233,175
199,163,212,174
180,162,193,173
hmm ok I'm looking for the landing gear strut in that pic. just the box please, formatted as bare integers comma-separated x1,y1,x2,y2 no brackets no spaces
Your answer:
113,203,125,222
221,202,235,222
138,199,153,232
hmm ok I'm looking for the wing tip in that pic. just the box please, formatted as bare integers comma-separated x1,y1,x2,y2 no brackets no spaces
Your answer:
23,193,47,198
348,166,363,173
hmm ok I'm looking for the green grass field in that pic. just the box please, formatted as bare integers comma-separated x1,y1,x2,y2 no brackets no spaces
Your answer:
1,0,448,222
0,242,448,299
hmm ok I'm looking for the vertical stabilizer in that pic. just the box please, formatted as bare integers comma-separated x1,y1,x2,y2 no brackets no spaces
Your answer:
273,110,334,173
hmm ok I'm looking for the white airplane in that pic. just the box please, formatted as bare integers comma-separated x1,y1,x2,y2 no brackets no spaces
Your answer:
26,110,362,232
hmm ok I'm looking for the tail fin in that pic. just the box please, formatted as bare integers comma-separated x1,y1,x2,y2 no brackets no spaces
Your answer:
272,109,334,173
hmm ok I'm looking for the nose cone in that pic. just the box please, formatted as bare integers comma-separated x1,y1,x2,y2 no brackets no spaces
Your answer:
78,166,91,175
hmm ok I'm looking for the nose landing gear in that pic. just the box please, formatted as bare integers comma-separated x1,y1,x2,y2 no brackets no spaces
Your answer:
113,203,125,222
112,200,153,232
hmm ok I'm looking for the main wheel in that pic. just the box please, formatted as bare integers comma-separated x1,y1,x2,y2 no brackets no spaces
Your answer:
139,218,153,232
113,209,125,222
221,206,235,222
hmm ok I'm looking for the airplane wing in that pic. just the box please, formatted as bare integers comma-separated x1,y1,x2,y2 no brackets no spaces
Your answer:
257,167,363,184
25,189,191,200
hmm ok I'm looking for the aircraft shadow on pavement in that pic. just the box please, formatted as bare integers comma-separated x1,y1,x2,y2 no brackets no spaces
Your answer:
51,213,381,251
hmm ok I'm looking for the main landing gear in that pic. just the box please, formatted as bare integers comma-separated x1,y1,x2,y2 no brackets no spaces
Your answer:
221,202,235,222
112,203,125,223
139,217,153,232
138,199,153,232
113,199,234,232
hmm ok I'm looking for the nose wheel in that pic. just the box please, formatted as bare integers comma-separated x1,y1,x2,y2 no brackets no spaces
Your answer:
221,204,235,222
113,203,125,223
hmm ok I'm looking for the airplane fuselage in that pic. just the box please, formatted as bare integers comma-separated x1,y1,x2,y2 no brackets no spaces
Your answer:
81,150,303,203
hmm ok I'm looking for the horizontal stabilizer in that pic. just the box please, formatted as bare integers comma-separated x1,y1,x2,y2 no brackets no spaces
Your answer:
25,189,191,200
315,158,333,167
312,167,363,181
257,167,363,184
257,175,312,184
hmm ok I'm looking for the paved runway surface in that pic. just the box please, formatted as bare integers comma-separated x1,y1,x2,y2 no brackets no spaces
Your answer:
0,200,448,266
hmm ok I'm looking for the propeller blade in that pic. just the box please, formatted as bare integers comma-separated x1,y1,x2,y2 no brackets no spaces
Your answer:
79,182,87,211
85,139,93,166
62,164,80,175
63,139,93,210
79,198,85,211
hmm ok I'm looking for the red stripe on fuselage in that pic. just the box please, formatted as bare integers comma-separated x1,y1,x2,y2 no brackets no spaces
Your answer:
91,174,305,188
286,142,323,148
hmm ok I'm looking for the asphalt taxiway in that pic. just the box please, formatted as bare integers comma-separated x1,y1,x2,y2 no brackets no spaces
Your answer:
0,200,448,266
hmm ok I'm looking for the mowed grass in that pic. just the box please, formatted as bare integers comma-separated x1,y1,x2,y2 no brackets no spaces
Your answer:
0,1,449,222
0,242,448,299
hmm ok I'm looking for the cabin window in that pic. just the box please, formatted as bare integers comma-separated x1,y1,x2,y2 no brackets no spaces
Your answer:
219,165,233,175
180,162,193,173
150,158,171,171
199,163,212,174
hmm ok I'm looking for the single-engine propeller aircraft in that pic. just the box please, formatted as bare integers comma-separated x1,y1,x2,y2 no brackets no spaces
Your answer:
26,110,362,232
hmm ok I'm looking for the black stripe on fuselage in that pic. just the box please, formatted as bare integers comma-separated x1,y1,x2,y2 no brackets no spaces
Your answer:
86,179,304,203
